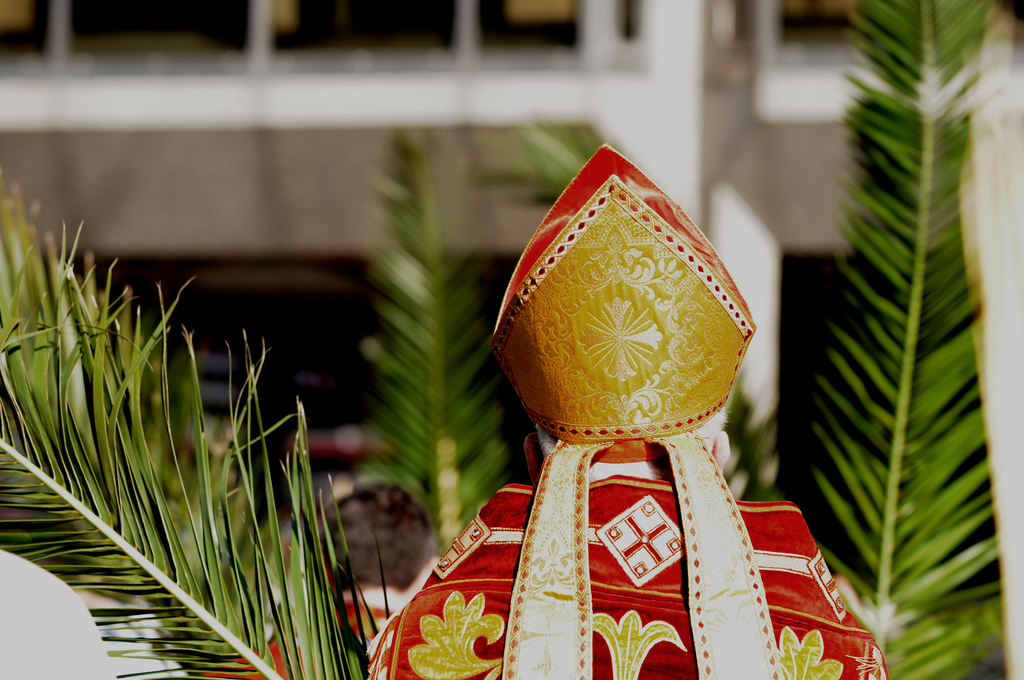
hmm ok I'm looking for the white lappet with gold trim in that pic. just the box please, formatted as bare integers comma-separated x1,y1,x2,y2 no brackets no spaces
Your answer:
493,146,781,680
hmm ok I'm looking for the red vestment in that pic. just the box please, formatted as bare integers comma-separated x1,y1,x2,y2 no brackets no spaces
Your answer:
368,477,886,680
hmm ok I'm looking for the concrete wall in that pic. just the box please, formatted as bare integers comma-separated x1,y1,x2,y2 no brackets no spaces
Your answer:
0,126,549,258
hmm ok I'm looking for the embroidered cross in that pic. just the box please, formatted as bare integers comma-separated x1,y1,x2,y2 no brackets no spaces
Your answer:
597,496,682,587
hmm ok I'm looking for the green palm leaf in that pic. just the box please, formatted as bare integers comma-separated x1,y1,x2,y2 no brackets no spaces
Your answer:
813,0,1000,676
363,133,510,547
479,123,603,202
722,378,782,502
0,174,372,679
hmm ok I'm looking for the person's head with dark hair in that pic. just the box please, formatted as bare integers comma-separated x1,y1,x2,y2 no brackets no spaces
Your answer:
334,483,436,595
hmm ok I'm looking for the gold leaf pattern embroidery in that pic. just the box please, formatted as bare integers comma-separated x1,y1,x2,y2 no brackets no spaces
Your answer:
778,627,844,680
594,610,685,680
578,223,659,300
408,591,504,680
525,529,573,592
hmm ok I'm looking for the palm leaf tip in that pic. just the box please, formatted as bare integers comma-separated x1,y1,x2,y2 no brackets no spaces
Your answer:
811,0,1000,676
477,123,604,202
363,132,510,549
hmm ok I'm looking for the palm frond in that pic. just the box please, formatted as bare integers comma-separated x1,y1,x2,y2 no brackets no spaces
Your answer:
363,133,510,547
478,123,604,202
0,172,372,679
723,377,782,502
813,0,1000,676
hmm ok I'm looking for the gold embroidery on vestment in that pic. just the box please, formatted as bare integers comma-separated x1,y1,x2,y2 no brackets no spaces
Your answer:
408,591,504,680
503,443,601,680
851,644,886,680
593,610,685,680
665,433,782,680
778,628,843,680
435,517,492,579
367,628,394,680
595,495,682,587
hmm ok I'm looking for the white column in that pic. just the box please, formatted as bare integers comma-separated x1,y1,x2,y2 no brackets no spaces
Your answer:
754,0,779,67
248,0,273,74
453,0,481,70
709,183,780,421
594,0,706,217
45,0,71,72
580,0,617,70
962,69,1024,680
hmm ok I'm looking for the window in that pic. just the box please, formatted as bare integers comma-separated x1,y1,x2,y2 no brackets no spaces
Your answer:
0,0,45,54
782,0,854,44
1013,1,1024,41
0,0,645,73
72,1,248,54
619,0,640,41
480,0,577,48
275,0,455,51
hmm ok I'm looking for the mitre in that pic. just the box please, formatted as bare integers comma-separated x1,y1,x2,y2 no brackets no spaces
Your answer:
492,145,755,443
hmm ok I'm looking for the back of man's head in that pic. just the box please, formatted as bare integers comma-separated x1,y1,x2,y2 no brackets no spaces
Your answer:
334,483,436,591
531,411,730,482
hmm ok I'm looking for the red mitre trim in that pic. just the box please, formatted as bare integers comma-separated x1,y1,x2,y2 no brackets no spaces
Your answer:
496,145,751,327
592,440,668,464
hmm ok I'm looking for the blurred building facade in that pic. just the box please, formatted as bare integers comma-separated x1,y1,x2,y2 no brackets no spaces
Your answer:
0,0,1021,452
0,0,901,258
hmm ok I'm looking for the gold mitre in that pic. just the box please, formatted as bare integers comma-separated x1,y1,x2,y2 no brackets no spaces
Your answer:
492,145,755,443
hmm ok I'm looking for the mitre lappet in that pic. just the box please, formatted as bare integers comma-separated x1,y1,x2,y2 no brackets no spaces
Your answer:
491,146,782,680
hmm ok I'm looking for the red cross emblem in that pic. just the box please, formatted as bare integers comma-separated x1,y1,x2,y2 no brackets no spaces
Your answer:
596,495,682,586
